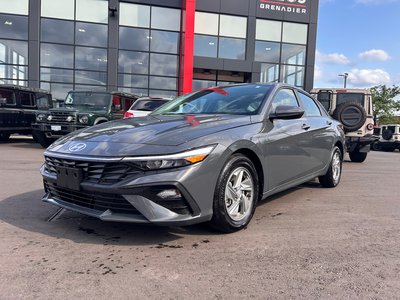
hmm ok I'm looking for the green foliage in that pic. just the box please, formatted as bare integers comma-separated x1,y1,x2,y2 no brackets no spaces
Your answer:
370,85,400,124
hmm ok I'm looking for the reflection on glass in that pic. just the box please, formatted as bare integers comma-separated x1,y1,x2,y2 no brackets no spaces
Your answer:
150,53,178,76
118,73,148,88
219,15,247,38
75,46,107,71
119,27,149,51
0,39,28,64
76,0,108,24
149,76,177,90
260,63,279,83
118,51,149,74
149,90,177,98
41,19,74,44
151,7,180,31
218,37,245,60
0,64,27,81
195,12,218,36
74,84,107,91
40,67,73,83
0,14,28,40
255,41,280,63
40,82,73,99
281,44,306,65
0,0,29,15
119,3,150,28
76,22,108,47
192,79,216,90
194,35,217,58
282,22,308,44
150,30,179,54
256,19,282,42
75,70,107,85
41,43,73,68
41,0,74,20
281,65,304,87
118,86,148,97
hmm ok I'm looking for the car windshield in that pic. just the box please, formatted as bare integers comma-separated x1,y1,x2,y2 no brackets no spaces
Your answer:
36,94,52,109
130,99,169,111
64,92,110,110
152,85,271,116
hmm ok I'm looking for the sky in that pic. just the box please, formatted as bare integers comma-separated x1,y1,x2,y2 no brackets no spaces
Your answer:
314,0,400,89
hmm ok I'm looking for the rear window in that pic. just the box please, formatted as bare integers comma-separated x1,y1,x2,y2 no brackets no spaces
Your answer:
0,89,16,105
131,99,169,111
316,91,332,112
337,93,364,106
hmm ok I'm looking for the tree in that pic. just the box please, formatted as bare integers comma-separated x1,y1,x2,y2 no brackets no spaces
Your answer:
370,85,400,124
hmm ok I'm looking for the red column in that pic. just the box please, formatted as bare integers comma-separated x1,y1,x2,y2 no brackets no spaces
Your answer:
179,0,196,95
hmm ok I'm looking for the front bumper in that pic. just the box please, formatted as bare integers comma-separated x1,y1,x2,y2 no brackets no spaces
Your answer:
32,123,87,138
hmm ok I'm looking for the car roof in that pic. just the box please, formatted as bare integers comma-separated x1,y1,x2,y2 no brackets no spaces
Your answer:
0,84,51,95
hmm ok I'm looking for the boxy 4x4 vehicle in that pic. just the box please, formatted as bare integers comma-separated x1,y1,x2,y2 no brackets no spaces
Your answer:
0,85,52,141
311,88,375,163
32,91,139,148
372,124,400,151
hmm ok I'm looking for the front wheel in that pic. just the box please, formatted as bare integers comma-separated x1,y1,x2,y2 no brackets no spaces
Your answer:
349,150,367,163
319,146,342,188
210,154,259,233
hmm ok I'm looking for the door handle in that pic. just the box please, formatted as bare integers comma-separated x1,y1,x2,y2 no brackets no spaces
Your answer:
302,124,311,131
326,121,332,126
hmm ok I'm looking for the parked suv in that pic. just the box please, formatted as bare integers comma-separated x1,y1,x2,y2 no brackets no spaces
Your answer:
311,88,375,162
0,85,53,141
372,124,400,151
32,90,138,148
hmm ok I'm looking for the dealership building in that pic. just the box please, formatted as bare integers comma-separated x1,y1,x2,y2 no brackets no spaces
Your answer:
0,0,319,99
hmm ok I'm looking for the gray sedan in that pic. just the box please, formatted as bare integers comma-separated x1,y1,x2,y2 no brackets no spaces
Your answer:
40,83,345,232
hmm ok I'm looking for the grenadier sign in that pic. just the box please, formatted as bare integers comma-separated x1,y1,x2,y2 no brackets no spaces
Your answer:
259,0,308,15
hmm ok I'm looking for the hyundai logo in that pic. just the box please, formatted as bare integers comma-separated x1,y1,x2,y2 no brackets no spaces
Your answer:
69,143,87,152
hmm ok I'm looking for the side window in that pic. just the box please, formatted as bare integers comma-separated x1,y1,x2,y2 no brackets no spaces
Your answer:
0,89,16,105
299,93,322,117
270,89,299,112
21,92,35,107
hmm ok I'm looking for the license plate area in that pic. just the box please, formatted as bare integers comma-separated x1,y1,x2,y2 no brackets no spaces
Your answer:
51,125,62,131
56,166,83,191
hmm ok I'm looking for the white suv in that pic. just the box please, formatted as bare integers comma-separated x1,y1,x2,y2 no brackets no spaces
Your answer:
372,124,400,151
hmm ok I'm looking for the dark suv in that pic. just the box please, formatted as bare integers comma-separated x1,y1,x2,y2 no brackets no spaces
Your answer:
0,85,53,141
32,90,139,147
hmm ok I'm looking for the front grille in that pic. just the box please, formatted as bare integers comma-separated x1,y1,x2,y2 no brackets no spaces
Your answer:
45,156,143,184
49,111,77,124
44,180,140,215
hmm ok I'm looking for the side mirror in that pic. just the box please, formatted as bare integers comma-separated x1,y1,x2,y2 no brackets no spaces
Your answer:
0,98,7,106
269,105,304,120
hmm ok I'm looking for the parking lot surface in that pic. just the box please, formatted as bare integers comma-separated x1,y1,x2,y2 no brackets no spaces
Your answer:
1,136,399,299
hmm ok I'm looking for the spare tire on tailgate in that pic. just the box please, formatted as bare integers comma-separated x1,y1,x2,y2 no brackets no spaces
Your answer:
332,102,366,132
382,129,393,140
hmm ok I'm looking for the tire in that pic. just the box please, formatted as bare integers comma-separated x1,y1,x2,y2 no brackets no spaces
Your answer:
210,154,259,233
332,102,366,132
371,141,382,151
382,129,393,141
0,133,10,141
33,130,53,148
319,146,342,188
349,150,368,163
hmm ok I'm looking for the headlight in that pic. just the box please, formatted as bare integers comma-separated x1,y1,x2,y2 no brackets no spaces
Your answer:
79,115,89,124
36,113,46,122
122,145,215,170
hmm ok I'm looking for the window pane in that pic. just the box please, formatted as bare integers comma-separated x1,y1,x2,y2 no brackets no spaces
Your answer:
194,35,217,58
75,70,107,85
41,0,74,20
119,27,149,51
75,46,107,71
76,0,108,24
219,15,247,38
41,19,74,44
0,0,28,15
299,93,321,117
41,43,73,68
118,86,148,97
74,84,107,91
255,41,280,63
218,37,245,60
149,90,177,98
281,44,306,65
256,19,282,42
271,89,299,109
149,76,177,90
0,14,28,40
151,7,180,31
282,22,308,44
192,79,216,90
260,63,279,83
0,64,27,81
195,12,218,35
40,82,73,99
119,3,150,28
118,51,149,74
40,67,73,83
0,40,28,64
76,22,108,47
118,73,148,88
281,65,304,87
150,30,179,54
150,53,178,76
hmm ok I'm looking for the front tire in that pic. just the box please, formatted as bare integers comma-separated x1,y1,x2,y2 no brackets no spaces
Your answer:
319,146,342,188
349,150,367,163
210,154,259,233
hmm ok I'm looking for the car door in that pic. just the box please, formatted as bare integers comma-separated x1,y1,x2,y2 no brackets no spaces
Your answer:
0,88,19,130
20,91,37,130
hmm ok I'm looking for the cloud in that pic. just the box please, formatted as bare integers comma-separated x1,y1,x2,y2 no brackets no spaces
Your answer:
359,49,391,61
316,50,351,65
347,69,391,87
354,0,400,5
314,65,323,82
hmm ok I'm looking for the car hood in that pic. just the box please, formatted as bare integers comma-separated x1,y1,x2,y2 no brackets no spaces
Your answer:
47,114,251,155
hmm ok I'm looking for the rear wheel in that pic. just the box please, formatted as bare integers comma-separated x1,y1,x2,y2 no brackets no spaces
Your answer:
210,154,259,233
0,133,10,141
319,146,342,188
371,141,381,151
349,150,368,163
